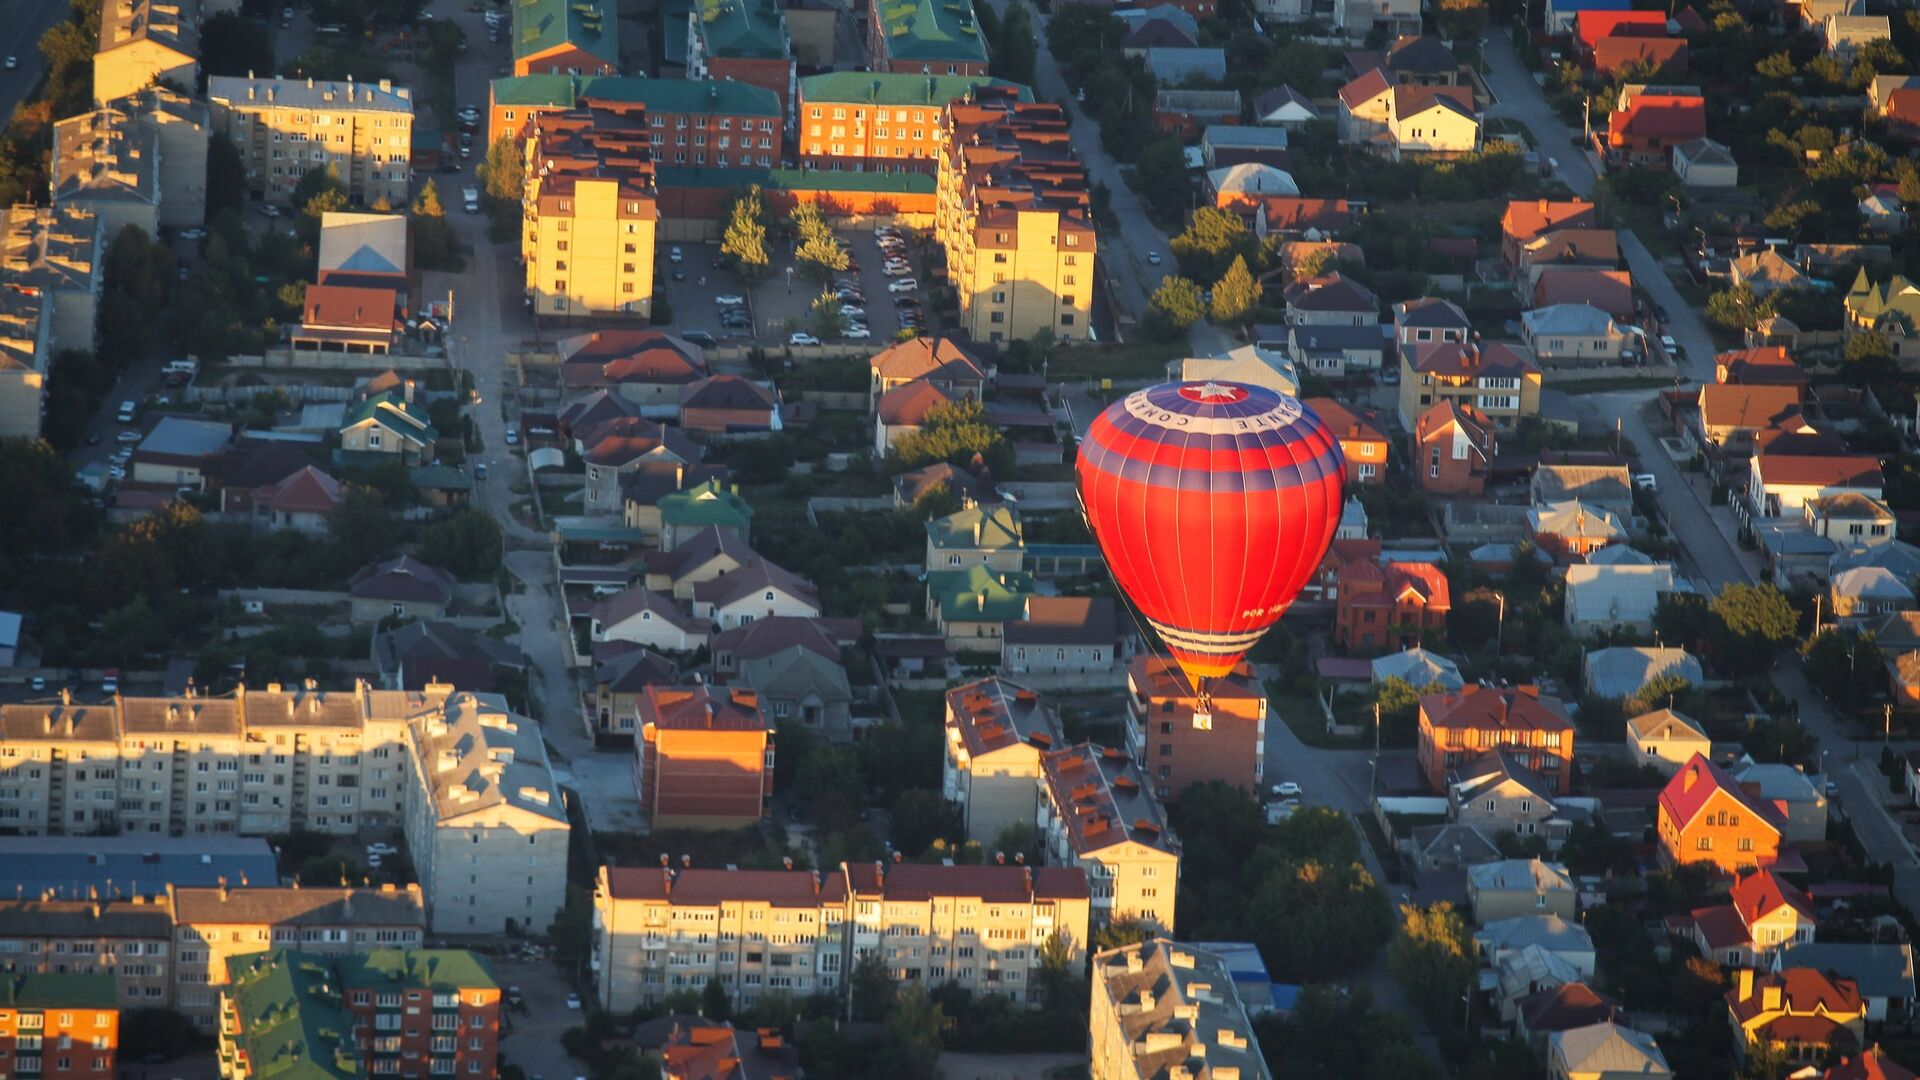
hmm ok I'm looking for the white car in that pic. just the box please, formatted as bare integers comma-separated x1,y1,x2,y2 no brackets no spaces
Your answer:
843,326,872,339
789,332,821,346
1271,782,1302,799
457,106,480,123
1147,251,1162,265
4,57,15,71
668,246,684,263
179,228,206,240
366,842,397,856
115,430,142,444
565,994,582,1010
888,278,918,293
504,428,520,446
258,203,281,218
713,294,744,306
108,465,126,480
839,304,865,317
1632,473,1658,492
882,263,912,277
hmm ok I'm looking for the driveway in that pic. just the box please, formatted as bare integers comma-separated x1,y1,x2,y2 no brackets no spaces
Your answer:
0,0,72,122
495,956,592,1080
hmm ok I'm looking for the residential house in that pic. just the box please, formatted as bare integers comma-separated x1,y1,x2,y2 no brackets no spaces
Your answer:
580,418,701,512
1252,85,1318,127
557,329,708,415
1572,9,1667,53
1176,344,1301,397
635,686,772,829
128,415,232,486
1697,384,1806,447
1626,708,1710,775
1673,137,1738,187
1003,596,1123,677
1583,645,1702,700
292,283,399,355
868,336,987,405
690,558,821,630
1200,125,1292,169
1089,940,1271,1080
1417,684,1575,795
1410,822,1503,871
1548,1022,1672,1080
1152,88,1238,137
1038,743,1181,933
660,1024,802,1080
1449,749,1567,845
1253,197,1355,239
1731,249,1814,297
249,465,342,535
1814,1051,1918,1080
1605,89,1707,167
892,462,989,510
1532,462,1634,520
942,678,1061,843
1732,762,1830,844
1807,493,1896,544
1516,984,1624,1060
1467,858,1578,924
1125,658,1267,802
1530,501,1628,561
1373,647,1464,692
1774,943,1917,1024
589,585,710,653
1657,754,1788,872
1861,193,1907,236
1496,945,1586,1022
1337,68,1395,143
657,479,750,552
588,646,678,740
875,378,956,455
1397,341,1542,431
1502,200,1598,267
927,564,1035,654
347,556,456,624
678,375,779,435
1532,268,1635,322
1413,400,1495,496
1476,914,1596,978
926,503,1025,574
1564,563,1677,637
1544,0,1631,34
1748,450,1885,521
1717,346,1808,386
1726,968,1866,1066
1831,566,1916,624
651,526,754,600
1672,869,1815,967
736,645,853,742
1286,324,1388,379
372,619,525,693
1590,28,1689,78
1334,559,1451,652
1300,397,1388,485
1823,14,1891,57
1521,304,1633,368
1207,162,1299,208
1284,273,1378,326
338,382,437,464
1384,86,1480,159
621,463,732,544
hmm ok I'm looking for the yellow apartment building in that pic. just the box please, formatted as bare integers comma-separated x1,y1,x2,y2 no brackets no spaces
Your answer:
521,103,658,319
207,75,415,208
1090,940,1270,1080
94,0,198,105
1396,340,1544,430
1038,743,1181,934
941,677,1061,844
52,107,161,241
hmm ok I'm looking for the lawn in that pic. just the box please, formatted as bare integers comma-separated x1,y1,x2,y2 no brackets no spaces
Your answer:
1272,687,1369,750
1046,340,1184,381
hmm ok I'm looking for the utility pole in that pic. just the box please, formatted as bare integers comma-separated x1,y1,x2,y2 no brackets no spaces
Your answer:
1888,703,1894,746
1371,702,1382,799
1494,590,1507,654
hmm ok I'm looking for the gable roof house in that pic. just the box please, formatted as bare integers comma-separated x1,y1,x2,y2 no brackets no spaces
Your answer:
1413,400,1495,496
1697,384,1807,447
1605,90,1707,167
1627,708,1709,775
374,619,527,693
875,378,956,456
1383,85,1480,160
1520,303,1632,368
338,383,438,465
1531,268,1635,322
1731,249,1814,297
556,329,708,415
1283,272,1379,327
868,336,986,406
1549,1022,1672,1080
1726,968,1866,1066
1003,596,1123,678
1583,645,1702,700
1774,943,1918,1025
1396,341,1542,431
1823,13,1891,57
1564,562,1678,637
678,375,779,436
1747,449,1884,521
1467,858,1578,925
1529,500,1628,561
737,644,854,742
1501,199,1598,267
927,564,1036,654
589,585,711,654
1669,868,1816,967
1531,462,1633,519
1476,915,1596,978
1516,984,1625,1059
1657,754,1789,872
1831,565,1916,625
1448,748,1569,846
926,503,1025,574
348,556,457,624
1673,137,1738,187
690,558,822,630
250,465,343,535
1252,85,1319,127
1303,397,1389,485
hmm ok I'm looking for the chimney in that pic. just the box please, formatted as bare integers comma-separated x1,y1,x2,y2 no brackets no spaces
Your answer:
219,877,229,900
681,854,692,868
1737,968,1754,1001
1682,761,1700,793
995,851,1005,865
782,856,793,870
1761,983,1782,1012
1537,199,1549,214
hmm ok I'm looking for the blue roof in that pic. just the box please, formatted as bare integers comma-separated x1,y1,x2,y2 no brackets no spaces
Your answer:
0,835,279,900
139,416,233,458
0,612,19,649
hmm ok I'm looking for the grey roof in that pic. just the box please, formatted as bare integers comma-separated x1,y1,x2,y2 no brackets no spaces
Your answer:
1832,539,1920,581
405,692,567,826
1675,137,1735,166
1411,823,1502,865
1833,565,1916,602
1523,303,1620,337
1583,647,1702,699
1549,1022,1671,1076
0,898,173,939
1371,647,1464,691
209,75,416,114
1468,858,1576,895
1289,323,1391,351
1775,942,1916,1000
1112,3,1198,36
1564,563,1676,627
1588,544,1655,566
1731,762,1823,804
349,556,456,605
1626,708,1707,744
1475,914,1594,957
318,212,408,278
1203,124,1292,150
1094,940,1272,1080
1452,748,1556,804
1533,463,1633,509
374,621,523,680
736,644,852,704
172,885,426,928
138,416,232,458
1252,85,1317,119
1144,48,1229,84
0,836,278,901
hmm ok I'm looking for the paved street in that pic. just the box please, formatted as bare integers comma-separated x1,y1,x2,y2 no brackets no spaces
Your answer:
494,956,592,1080
0,0,72,120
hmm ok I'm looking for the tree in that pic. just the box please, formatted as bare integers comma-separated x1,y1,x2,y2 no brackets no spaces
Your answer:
806,287,849,340
200,12,274,78
1803,629,1877,709
1624,670,1697,716
1092,914,1153,952
413,178,445,217
796,744,864,831
1210,255,1260,324
889,789,959,858
719,185,771,282
328,486,402,569
479,134,526,201
795,230,849,282
889,398,1012,475
878,983,944,1075
1711,583,1799,648
989,820,1041,864
991,4,1037,86
419,509,502,580
1654,592,1716,653
1387,902,1475,1024
293,165,348,217
1132,137,1191,221
1148,276,1206,331
788,201,832,247
849,953,896,1021
208,134,247,214
701,977,733,1022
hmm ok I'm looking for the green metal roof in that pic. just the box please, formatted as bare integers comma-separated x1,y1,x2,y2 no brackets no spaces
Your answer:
800,72,1029,107
696,0,790,60
336,949,498,992
410,464,474,491
343,389,439,444
927,504,1024,551
490,75,781,116
223,951,359,1080
660,0,693,65
513,0,620,69
659,478,753,528
0,973,116,1008
874,0,987,64
928,564,1035,622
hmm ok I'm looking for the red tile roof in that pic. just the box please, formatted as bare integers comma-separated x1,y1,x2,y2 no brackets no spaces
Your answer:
1258,197,1354,233
1824,1050,1919,1080
303,284,397,331
254,465,342,515
1610,94,1707,143
1679,903,1749,950
1659,754,1787,835
1754,454,1885,490
1501,199,1597,245
1338,67,1392,109
876,379,954,425
1576,8,1669,48
1517,982,1621,1034
1593,33,1688,75
1419,684,1572,734
1731,868,1814,928
602,866,847,906
870,336,986,383
1730,968,1864,1024
1406,341,1541,378
639,686,769,731
1304,397,1387,445
1716,347,1809,386
1699,384,1805,431
1533,268,1634,319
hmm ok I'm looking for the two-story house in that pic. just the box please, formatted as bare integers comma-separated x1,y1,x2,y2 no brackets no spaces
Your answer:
1657,754,1789,872
1397,341,1542,430
1417,684,1575,795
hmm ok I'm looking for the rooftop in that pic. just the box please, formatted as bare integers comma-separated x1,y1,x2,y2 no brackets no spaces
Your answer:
405,691,568,826
946,677,1058,758
1040,742,1179,857
210,75,415,113
873,0,986,63
512,0,618,69
1095,939,1271,1080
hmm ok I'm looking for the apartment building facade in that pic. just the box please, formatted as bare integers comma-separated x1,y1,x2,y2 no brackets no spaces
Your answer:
942,677,1062,844
935,91,1096,343
865,0,988,75
0,898,173,1009
1090,940,1270,1080
796,73,1028,174
1123,658,1266,803
0,974,119,1080
93,0,198,105
521,103,659,319
51,108,160,242
207,75,415,207
1037,744,1180,934
487,75,781,169
592,862,1091,1015
635,685,774,829
1,205,102,357
169,884,427,1027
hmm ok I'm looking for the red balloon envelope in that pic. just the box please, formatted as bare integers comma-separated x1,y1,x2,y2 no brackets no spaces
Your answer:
1076,381,1346,688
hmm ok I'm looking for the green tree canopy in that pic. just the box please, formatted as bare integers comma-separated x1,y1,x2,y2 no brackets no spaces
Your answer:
719,185,771,281
1148,276,1206,331
1210,255,1260,324
419,509,502,581
1387,902,1475,1024
795,231,849,281
1711,583,1799,646
889,398,1012,476
1171,205,1258,283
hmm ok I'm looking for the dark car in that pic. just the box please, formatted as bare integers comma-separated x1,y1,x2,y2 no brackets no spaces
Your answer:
893,296,921,308
86,432,101,446
682,331,717,347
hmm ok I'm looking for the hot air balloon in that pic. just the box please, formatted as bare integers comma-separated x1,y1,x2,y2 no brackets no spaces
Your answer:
1076,381,1345,692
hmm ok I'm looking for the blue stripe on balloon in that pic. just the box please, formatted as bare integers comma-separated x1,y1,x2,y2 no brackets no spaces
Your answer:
1101,407,1326,452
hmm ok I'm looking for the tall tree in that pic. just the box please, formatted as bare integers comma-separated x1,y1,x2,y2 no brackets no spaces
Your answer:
1387,902,1475,1024
1148,276,1206,331
992,4,1037,86
795,231,849,281
480,135,525,201
412,178,445,217
1210,255,1260,324
721,185,772,280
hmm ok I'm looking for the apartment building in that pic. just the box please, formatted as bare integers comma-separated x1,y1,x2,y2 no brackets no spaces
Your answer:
796,73,1028,174
865,0,988,75
942,678,1062,845
521,103,659,319
1090,940,1269,1080
169,884,426,1027
114,87,210,229
207,75,415,207
1123,658,1266,803
935,90,1096,343
487,76,780,169
591,861,1090,1014
1,205,101,357
1037,743,1180,934
686,0,796,115
218,948,499,1080
511,0,618,77
634,685,774,829
402,691,570,935
0,897,174,1008
51,108,160,241
93,0,198,105
0,974,119,1080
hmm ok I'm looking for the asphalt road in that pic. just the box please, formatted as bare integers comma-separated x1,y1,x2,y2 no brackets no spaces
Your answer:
0,0,70,122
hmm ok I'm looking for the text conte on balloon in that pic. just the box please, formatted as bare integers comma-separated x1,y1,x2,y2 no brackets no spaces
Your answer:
1076,381,1346,689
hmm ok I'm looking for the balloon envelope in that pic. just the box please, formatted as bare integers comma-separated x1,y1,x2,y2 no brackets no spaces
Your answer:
1075,381,1345,687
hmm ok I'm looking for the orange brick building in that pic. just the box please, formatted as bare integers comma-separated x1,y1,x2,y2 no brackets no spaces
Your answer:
1303,397,1389,485
1500,198,1598,266
1417,685,1574,794
0,975,117,1080
1657,754,1789,872
1125,657,1266,802
637,686,774,828
1334,559,1451,653
1413,400,1495,496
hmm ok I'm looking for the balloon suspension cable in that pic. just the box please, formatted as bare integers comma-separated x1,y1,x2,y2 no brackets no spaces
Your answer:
1076,486,1203,701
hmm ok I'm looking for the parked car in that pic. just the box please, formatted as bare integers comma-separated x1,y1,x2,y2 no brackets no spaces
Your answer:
883,263,912,277
565,994,582,1010
682,330,717,347
888,278,918,293
367,842,397,856
1632,473,1658,492
713,294,745,306
789,332,821,346
843,326,872,339
257,203,281,218
668,246,684,263
115,430,142,443
504,428,520,445
1147,251,1162,265
894,296,921,308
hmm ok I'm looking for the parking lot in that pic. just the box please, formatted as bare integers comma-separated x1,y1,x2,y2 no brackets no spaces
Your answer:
494,955,592,1080
656,226,931,346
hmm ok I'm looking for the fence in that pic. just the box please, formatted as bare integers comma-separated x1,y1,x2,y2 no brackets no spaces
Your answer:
1541,361,1678,386
225,349,446,372
184,384,357,404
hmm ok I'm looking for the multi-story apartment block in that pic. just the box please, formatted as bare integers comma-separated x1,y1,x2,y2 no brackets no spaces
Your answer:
0,974,119,1080
1090,940,1270,1080
942,677,1061,844
207,75,415,207
865,0,988,76
51,108,160,242
218,949,499,1080
112,87,212,229
0,897,174,1008
935,90,1096,343
487,76,780,169
592,862,1090,1015
521,103,658,319
402,691,569,935
93,0,198,105
1037,744,1180,934
635,686,773,829
1123,658,1266,803
796,73,1028,174
0,282,48,439
1,205,101,358
686,0,796,115
169,884,427,1027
